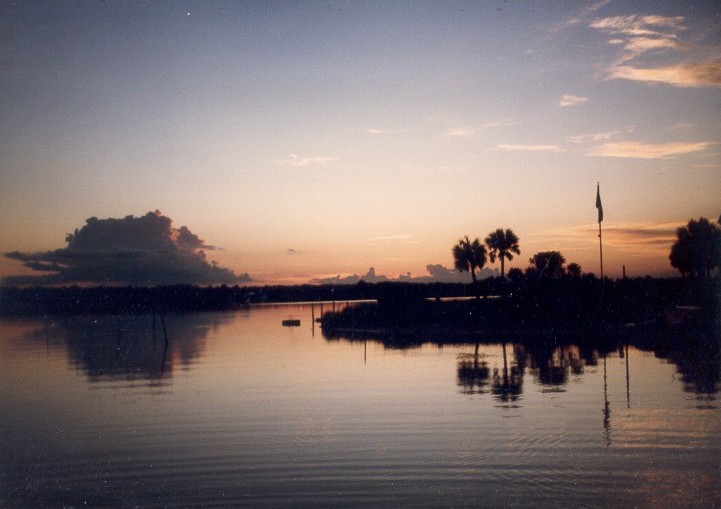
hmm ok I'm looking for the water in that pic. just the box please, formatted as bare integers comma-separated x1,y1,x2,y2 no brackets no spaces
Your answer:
1,303,719,508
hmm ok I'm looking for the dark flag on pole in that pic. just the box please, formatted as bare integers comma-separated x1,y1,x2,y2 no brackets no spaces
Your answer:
596,183,603,223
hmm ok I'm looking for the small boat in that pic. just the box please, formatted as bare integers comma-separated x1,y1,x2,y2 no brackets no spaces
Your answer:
282,318,301,327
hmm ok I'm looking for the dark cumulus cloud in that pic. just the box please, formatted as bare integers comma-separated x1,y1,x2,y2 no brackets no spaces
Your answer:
4,211,251,286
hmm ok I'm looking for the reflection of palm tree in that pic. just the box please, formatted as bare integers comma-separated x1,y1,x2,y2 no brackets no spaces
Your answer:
491,342,523,402
452,236,487,299
485,228,520,279
527,344,570,388
457,343,490,394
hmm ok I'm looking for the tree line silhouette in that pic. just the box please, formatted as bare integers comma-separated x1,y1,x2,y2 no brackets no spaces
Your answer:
2,216,718,320
323,216,719,340
456,215,721,283
453,228,592,299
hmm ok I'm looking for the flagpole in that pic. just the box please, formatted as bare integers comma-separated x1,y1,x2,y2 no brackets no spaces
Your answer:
598,219,603,280
596,182,604,280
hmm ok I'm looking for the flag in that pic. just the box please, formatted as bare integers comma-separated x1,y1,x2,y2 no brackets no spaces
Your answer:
596,183,603,223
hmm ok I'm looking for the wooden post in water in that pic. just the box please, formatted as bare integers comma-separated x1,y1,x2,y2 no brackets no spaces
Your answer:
160,315,168,345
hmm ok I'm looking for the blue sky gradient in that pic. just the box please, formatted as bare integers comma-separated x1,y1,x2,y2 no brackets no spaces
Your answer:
1,1,719,283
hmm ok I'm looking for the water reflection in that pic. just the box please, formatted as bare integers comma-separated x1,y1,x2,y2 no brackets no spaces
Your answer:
656,342,721,396
20,310,721,402
457,344,490,395
325,329,720,404
491,342,523,403
467,339,718,404
523,344,592,390
21,313,235,384
458,343,600,403
603,354,611,446
2,307,719,508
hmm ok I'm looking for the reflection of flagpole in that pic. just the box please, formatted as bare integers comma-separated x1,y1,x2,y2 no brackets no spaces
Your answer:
596,183,604,279
625,344,630,409
603,353,611,446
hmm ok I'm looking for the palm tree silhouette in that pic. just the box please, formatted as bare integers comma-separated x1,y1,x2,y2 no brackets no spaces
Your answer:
484,228,520,279
452,236,487,299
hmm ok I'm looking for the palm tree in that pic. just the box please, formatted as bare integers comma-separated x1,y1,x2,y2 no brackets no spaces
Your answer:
452,236,487,298
484,228,520,279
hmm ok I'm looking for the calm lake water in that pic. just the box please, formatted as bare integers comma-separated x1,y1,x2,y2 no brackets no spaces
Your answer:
1,303,719,508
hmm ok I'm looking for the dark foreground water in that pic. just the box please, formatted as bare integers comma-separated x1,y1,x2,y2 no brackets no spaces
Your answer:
1,304,719,508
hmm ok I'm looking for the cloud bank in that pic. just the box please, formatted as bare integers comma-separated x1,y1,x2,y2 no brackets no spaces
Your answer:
311,264,498,285
4,211,251,286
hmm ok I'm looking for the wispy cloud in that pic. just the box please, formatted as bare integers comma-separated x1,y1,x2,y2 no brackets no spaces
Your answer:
435,164,471,172
532,221,682,255
669,121,694,131
564,126,635,144
623,36,684,54
598,222,680,249
590,13,721,88
590,15,685,38
276,154,338,167
442,119,517,138
480,119,517,128
367,234,413,242
551,0,613,32
559,94,589,107
444,128,476,139
588,141,712,159
608,61,721,88
366,127,420,135
495,144,565,153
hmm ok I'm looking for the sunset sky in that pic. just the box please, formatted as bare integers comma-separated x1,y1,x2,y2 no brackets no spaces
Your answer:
1,1,720,285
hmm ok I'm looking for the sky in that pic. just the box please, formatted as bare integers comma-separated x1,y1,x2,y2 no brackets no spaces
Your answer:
1,0,720,285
